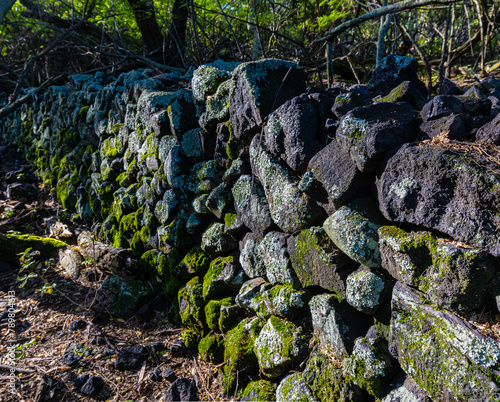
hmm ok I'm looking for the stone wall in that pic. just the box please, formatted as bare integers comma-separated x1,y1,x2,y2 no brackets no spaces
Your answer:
4,55,500,400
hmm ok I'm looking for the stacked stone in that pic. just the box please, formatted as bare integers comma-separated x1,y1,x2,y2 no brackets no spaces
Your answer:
4,54,500,401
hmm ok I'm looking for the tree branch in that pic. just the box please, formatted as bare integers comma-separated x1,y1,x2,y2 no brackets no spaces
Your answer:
317,0,462,42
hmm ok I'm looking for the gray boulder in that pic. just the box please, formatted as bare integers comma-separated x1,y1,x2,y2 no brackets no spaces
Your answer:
323,198,385,268
232,175,274,237
254,316,309,377
260,231,297,286
250,136,323,233
345,267,389,314
309,294,371,359
239,233,266,278
276,373,318,402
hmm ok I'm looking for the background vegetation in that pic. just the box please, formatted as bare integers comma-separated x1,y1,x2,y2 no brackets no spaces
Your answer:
0,0,499,93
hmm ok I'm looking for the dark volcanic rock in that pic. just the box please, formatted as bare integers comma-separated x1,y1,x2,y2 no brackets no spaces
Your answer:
165,378,199,402
264,94,324,172
476,112,500,143
232,175,273,237
61,347,83,366
115,346,147,370
377,143,500,256
332,91,367,119
68,318,87,331
337,102,419,172
376,80,427,110
307,139,372,206
418,114,466,140
420,95,464,121
229,59,306,140
368,54,427,97
80,376,104,397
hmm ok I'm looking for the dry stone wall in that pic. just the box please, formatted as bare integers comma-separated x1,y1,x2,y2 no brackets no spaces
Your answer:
4,55,500,401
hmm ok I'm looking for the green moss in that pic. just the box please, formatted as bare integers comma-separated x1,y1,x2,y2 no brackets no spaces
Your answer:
139,250,159,275
198,332,224,364
178,276,206,333
222,317,263,395
202,256,234,299
180,245,210,275
224,212,237,228
226,121,238,160
181,328,202,349
75,105,89,122
0,234,67,264
241,380,276,401
111,123,124,134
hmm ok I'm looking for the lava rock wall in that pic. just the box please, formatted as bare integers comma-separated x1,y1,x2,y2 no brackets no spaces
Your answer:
4,55,500,401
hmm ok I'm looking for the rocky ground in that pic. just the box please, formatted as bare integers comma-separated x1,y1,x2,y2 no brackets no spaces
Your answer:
0,145,220,401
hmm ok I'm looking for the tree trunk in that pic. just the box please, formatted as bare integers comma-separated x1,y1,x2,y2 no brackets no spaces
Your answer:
127,0,164,57
0,0,16,24
165,0,189,66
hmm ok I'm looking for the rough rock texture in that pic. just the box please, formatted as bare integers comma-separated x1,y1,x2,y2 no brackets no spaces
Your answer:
165,378,199,402
345,267,389,314
368,54,427,97
287,227,353,295
276,373,318,402
309,294,370,359
336,102,419,172
239,233,266,278
476,112,500,144
264,94,324,172
254,315,308,377
390,282,500,401
259,231,297,286
379,226,496,313
307,139,371,206
250,136,323,233
229,59,306,139
323,198,385,268
232,175,274,237
377,143,500,256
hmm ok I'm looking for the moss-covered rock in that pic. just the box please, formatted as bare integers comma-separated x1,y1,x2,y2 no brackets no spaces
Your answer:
323,197,385,268
390,282,500,400
303,350,356,402
0,234,67,264
288,226,353,296
204,297,232,331
222,317,263,395
198,332,224,364
276,373,317,402
202,255,244,300
178,276,205,333
241,380,276,402
252,284,310,320
379,226,496,313
177,245,211,279
201,223,238,256
254,315,309,377
101,275,153,317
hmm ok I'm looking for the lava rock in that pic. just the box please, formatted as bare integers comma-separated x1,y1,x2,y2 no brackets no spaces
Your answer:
264,94,324,172
276,373,318,402
476,112,500,144
307,139,372,207
229,59,306,140
336,102,419,172
377,143,500,257
68,318,87,331
165,377,199,402
80,376,104,397
115,346,147,370
368,54,427,97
